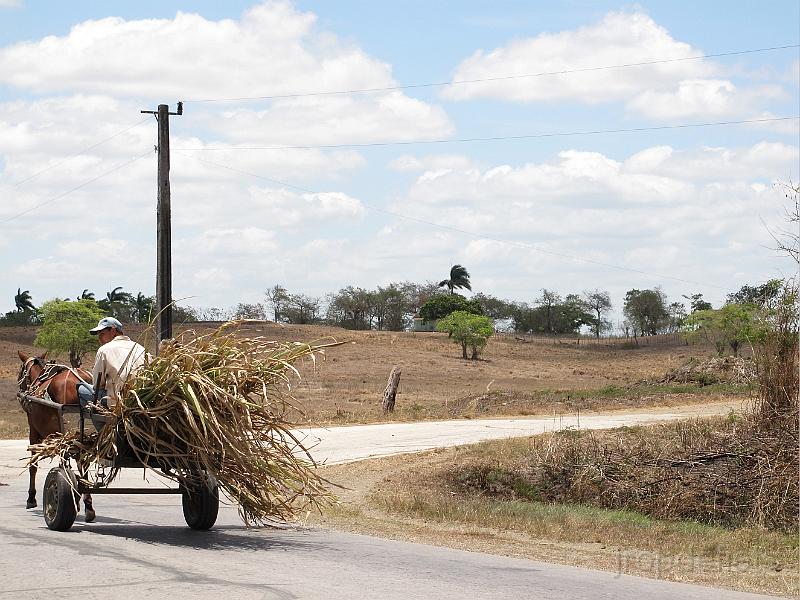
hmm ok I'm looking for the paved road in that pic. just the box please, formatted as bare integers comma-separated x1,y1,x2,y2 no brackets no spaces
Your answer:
0,409,776,600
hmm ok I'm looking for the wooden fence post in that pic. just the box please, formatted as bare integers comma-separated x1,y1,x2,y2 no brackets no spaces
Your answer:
383,366,402,414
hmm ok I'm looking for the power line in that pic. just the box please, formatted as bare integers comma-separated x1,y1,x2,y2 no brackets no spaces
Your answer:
181,44,800,103
173,116,799,152
11,117,151,187
182,152,728,291
1,151,152,225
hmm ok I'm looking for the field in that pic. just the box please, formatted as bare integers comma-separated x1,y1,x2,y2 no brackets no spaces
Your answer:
1,322,745,438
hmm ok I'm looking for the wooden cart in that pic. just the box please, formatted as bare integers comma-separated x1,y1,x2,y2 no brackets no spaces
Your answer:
23,394,219,532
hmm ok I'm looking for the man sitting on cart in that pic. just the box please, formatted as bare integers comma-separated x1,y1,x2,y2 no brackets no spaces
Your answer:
77,317,149,410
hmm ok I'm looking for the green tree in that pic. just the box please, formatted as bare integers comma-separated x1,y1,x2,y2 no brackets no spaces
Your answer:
438,264,472,295
473,292,516,320
371,284,413,331
727,279,782,306
34,299,104,367
419,293,482,323
623,288,669,336
436,311,494,360
132,292,155,323
683,293,712,313
683,304,756,356
78,289,95,301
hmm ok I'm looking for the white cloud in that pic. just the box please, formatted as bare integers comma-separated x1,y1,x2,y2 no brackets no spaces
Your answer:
444,12,709,105
389,154,473,172
0,2,452,146
623,142,799,180
627,80,785,119
443,11,788,121
0,0,21,7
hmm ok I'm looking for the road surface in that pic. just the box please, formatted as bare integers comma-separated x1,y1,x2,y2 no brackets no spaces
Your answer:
0,408,776,599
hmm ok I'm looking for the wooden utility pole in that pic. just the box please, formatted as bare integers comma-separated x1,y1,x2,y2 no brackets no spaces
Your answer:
141,102,182,349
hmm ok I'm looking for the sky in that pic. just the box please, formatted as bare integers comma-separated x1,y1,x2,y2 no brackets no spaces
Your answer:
1,1,798,323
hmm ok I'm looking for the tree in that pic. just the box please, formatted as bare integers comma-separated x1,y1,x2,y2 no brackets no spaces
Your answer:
371,284,412,331
583,290,612,338
438,264,472,295
555,294,594,334
98,286,134,320
473,292,516,321
436,311,494,360
768,181,799,264
419,293,482,323
683,304,755,356
727,280,782,307
265,285,289,322
15,288,35,313
623,288,669,336
326,286,373,330
282,294,321,324
78,289,95,301
536,289,561,334
683,293,712,313
232,303,267,320
132,292,155,323
666,301,688,333
34,300,105,367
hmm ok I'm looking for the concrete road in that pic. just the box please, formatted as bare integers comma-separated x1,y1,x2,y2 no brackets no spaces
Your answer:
0,408,776,600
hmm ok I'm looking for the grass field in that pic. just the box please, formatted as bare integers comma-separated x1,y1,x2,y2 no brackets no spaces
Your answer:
0,321,747,438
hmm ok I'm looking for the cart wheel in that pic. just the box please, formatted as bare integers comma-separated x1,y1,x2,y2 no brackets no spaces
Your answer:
43,467,78,531
181,474,219,530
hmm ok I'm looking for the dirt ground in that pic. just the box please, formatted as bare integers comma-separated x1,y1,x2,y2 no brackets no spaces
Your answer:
1,322,742,438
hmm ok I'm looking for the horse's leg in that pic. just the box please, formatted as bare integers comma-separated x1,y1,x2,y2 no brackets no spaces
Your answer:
26,422,40,509
83,494,95,522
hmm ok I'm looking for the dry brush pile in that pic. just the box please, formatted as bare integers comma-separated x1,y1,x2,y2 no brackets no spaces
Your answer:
30,322,339,525
451,288,799,532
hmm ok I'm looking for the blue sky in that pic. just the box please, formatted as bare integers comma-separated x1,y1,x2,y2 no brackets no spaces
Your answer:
1,1,798,323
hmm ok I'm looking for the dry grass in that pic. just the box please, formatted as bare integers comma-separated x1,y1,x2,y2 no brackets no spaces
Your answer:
312,442,798,597
0,322,746,438
445,416,797,532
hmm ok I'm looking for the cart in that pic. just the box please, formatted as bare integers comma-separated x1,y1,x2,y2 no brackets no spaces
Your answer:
23,394,220,532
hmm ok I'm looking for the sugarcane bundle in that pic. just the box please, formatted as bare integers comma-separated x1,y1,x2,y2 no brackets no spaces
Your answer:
32,322,339,525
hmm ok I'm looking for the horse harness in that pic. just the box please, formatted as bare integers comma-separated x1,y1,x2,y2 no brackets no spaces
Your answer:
17,358,91,413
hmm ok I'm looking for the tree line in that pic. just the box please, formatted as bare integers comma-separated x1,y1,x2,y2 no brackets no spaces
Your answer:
3,269,785,341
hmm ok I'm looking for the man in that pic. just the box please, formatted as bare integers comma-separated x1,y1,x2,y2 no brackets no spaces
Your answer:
77,317,149,409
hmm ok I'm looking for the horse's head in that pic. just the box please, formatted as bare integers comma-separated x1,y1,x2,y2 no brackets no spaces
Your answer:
17,350,48,391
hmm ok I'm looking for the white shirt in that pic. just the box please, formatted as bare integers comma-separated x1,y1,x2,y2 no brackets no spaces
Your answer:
92,335,149,402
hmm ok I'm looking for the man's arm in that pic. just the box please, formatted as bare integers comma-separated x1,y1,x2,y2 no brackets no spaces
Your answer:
91,349,106,391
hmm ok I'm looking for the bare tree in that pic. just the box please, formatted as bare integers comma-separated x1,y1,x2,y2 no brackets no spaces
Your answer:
583,289,612,338
768,181,800,264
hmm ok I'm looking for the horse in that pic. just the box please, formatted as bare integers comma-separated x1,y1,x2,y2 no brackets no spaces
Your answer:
17,351,96,522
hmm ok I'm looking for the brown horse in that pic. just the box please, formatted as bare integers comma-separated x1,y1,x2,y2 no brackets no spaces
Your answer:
17,350,96,521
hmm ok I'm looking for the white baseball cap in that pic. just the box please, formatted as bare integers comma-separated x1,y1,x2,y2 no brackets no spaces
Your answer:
89,317,124,334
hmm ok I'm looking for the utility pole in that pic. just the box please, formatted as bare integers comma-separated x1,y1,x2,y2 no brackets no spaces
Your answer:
141,102,182,349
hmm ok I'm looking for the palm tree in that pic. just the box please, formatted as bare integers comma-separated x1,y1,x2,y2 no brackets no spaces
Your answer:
438,265,472,295
78,289,95,301
14,288,35,312
100,286,133,318
134,292,154,323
